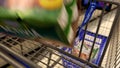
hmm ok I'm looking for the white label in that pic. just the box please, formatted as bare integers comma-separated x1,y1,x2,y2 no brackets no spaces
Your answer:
71,3,79,22
67,27,74,43
64,0,73,5
85,34,102,44
58,5,68,30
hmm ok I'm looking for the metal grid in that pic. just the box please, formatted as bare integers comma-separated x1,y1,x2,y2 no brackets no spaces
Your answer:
0,0,120,68
73,1,120,66
0,33,98,68
101,10,120,68
0,34,58,68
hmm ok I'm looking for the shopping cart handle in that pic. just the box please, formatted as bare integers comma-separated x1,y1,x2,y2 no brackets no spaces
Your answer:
0,51,25,68
0,43,41,68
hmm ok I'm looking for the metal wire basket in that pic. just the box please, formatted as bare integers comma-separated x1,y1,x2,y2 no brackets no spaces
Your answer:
0,0,120,68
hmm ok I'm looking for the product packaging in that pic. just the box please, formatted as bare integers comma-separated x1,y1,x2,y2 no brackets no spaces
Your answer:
0,0,74,45
72,30,107,64
64,0,79,22
0,20,37,38
0,0,18,20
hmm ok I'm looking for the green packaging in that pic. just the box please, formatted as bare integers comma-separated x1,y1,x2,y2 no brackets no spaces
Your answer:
18,5,74,44
0,0,18,19
64,0,79,22
0,2,74,45
0,20,35,38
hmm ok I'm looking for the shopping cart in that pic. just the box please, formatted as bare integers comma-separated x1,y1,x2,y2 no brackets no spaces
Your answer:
0,0,120,68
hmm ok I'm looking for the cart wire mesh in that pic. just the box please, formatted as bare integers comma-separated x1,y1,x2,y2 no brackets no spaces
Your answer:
101,7,120,68
0,33,99,68
0,0,120,68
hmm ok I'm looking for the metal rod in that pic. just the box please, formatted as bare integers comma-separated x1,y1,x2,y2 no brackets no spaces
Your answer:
115,58,120,67
109,31,116,68
0,50,25,68
98,6,120,66
89,7,117,23
20,45,63,67
20,44,24,55
0,43,40,68
39,48,85,67
88,3,106,61
47,52,52,68
50,58,61,67
105,42,112,68
32,49,63,66
78,24,88,57
116,53,120,61
45,44,100,68
36,59,51,68
29,45,46,59
114,21,119,68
